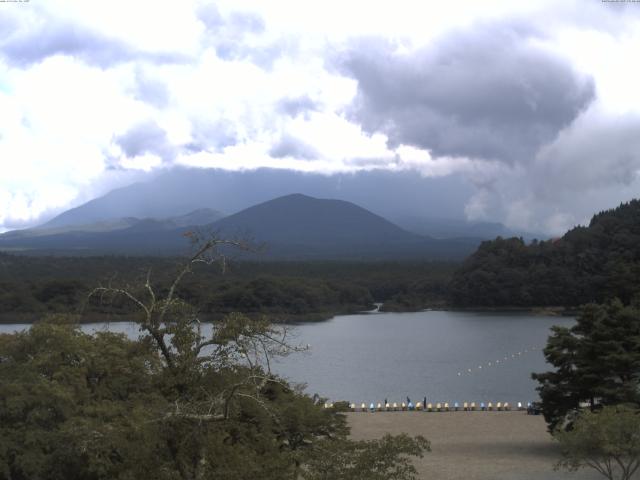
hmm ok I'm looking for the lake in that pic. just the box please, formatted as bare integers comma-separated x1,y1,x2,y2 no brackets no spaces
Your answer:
0,310,573,406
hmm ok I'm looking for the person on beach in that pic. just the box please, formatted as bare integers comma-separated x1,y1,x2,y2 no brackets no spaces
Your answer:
423,396,427,410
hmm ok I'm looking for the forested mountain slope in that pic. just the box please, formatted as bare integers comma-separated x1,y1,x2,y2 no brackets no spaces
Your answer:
450,200,640,307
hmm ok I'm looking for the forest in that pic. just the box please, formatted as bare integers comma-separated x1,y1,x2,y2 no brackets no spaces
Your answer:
449,200,640,308
0,254,455,323
0,239,430,480
3,200,640,322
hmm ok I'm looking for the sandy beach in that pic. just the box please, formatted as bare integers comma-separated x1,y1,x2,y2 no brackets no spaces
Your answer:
347,411,605,480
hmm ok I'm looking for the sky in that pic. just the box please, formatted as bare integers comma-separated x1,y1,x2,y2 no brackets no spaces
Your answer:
1,0,640,234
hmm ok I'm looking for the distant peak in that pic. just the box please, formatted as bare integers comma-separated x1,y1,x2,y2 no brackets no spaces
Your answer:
278,193,315,200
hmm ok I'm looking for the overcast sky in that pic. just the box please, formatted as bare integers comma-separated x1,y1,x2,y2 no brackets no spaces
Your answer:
1,0,640,234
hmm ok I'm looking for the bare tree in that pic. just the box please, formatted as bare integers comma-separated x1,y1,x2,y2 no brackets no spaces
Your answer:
88,232,304,424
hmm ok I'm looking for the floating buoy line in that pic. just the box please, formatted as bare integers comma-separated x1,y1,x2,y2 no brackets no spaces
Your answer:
456,345,541,377
318,345,546,415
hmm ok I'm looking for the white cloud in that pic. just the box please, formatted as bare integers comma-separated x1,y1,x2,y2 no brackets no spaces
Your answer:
1,0,640,233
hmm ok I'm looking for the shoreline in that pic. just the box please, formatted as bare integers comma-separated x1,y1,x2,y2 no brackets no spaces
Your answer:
437,306,578,316
0,305,577,326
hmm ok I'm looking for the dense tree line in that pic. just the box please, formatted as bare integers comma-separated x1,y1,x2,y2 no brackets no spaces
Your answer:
0,238,430,479
532,299,640,432
532,300,640,479
450,200,640,307
0,255,456,321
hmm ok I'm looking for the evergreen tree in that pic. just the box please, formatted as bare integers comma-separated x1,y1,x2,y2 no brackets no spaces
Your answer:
450,199,640,307
532,300,640,431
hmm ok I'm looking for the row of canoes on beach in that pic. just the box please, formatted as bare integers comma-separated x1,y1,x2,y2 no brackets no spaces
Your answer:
326,401,538,412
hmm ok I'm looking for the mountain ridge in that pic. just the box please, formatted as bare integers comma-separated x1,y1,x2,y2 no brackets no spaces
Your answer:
0,194,479,260
31,167,512,238
6,208,224,239
30,167,534,240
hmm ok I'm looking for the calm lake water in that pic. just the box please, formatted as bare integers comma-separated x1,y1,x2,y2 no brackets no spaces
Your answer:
1,310,573,406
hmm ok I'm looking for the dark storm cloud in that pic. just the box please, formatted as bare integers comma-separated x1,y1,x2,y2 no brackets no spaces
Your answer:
115,121,176,162
0,17,189,68
276,95,320,118
269,134,319,160
334,23,595,164
183,119,238,153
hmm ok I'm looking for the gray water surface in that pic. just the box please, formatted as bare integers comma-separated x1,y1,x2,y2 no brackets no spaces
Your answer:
1,310,573,405
270,310,573,405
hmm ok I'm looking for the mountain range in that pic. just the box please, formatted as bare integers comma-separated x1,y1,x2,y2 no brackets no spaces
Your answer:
0,194,480,259
36,167,538,240
0,167,544,259
39,167,473,228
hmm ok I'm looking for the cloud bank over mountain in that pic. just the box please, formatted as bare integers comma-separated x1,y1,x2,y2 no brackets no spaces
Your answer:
1,0,640,235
